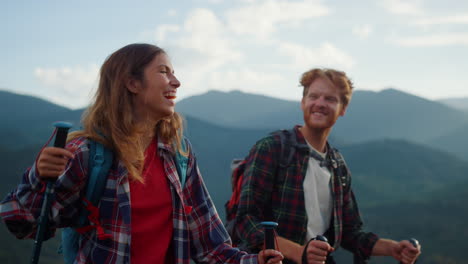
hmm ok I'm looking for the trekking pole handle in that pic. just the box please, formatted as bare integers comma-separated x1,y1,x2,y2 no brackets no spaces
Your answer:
315,235,328,243
261,221,278,261
399,238,419,264
53,121,73,148
31,122,72,264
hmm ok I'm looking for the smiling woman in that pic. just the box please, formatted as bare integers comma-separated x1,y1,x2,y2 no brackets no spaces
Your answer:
0,43,284,264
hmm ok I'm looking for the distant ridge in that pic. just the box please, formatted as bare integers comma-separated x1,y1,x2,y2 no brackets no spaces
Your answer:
438,97,468,112
177,90,303,129
331,88,468,143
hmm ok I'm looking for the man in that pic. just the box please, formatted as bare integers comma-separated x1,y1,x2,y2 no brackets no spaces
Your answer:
230,68,421,264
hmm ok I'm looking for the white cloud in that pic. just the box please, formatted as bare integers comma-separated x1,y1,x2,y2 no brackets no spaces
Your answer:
412,14,468,26
151,8,247,98
278,42,356,70
226,0,330,38
352,24,373,39
34,64,99,109
167,9,177,17
155,24,180,42
178,8,242,60
381,0,425,16
392,32,468,46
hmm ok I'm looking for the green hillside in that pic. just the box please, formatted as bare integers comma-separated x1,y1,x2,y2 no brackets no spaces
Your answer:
362,180,468,264
340,139,468,205
0,90,82,148
427,123,468,161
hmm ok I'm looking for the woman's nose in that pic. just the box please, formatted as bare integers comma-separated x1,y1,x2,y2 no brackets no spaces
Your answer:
171,75,180,88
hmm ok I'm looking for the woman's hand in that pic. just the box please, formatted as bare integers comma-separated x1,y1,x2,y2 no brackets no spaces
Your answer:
36,146,75,178
258,249,283,264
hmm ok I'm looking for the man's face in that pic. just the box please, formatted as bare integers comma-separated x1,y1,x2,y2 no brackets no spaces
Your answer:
301,77,347,130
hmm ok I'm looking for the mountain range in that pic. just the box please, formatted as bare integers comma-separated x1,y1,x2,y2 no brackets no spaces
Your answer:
178,89,468,161
0,89,467,263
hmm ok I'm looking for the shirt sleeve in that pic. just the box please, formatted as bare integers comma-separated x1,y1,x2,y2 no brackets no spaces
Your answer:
183,141,259,264
339,167,379,260
0,138,89,240
233,136,280,252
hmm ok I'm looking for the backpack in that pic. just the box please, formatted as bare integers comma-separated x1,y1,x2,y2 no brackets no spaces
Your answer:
60,138,188,264
224,129,297,244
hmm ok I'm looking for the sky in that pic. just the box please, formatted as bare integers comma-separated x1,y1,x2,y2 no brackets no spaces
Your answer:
1,0,468,109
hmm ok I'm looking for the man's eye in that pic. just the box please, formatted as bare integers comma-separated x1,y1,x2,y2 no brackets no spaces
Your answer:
160,70,168,74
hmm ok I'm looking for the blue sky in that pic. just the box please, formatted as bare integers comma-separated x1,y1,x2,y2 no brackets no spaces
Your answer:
2,0,468,109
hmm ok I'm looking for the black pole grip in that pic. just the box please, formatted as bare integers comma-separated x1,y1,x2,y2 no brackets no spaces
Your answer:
261,221,278,261
53,122,72,148
399,238,420,264
408,238,419,248
315,235,328,243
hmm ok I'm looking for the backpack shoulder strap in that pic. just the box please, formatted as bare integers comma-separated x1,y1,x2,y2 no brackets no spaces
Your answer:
174,138,189,188
81,140,113,222
273,128,297,168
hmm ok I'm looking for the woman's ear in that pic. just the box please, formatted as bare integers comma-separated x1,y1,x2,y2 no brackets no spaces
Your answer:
126,78,141,94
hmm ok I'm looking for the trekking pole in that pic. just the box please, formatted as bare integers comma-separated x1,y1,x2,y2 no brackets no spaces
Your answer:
31,122,72,264
261,221,278,261
399,238,419,264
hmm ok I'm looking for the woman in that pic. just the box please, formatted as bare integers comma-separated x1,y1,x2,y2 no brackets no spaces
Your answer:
0,43,283,264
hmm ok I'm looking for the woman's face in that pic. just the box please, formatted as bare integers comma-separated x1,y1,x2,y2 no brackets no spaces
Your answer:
130,53,181,123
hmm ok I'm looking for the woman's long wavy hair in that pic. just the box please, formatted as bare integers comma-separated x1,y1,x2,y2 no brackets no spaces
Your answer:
70,43,185,182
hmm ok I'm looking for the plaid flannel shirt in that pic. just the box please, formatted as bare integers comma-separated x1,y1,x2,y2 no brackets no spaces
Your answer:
234,125,378,262
0,136,257,264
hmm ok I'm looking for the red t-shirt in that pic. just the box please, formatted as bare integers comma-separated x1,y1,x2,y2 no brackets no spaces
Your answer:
130,138,174,263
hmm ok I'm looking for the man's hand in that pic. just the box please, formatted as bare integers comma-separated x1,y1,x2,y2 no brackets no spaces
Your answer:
392,240,421,264
302,239,334,264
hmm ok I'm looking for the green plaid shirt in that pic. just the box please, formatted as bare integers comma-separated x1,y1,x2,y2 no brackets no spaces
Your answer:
233,126,378,262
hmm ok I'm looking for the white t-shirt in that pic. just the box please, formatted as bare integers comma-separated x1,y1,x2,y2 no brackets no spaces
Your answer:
303,143,333,241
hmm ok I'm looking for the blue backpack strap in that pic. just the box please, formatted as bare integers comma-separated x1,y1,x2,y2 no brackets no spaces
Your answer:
84,140,113,207
174,138,189,188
